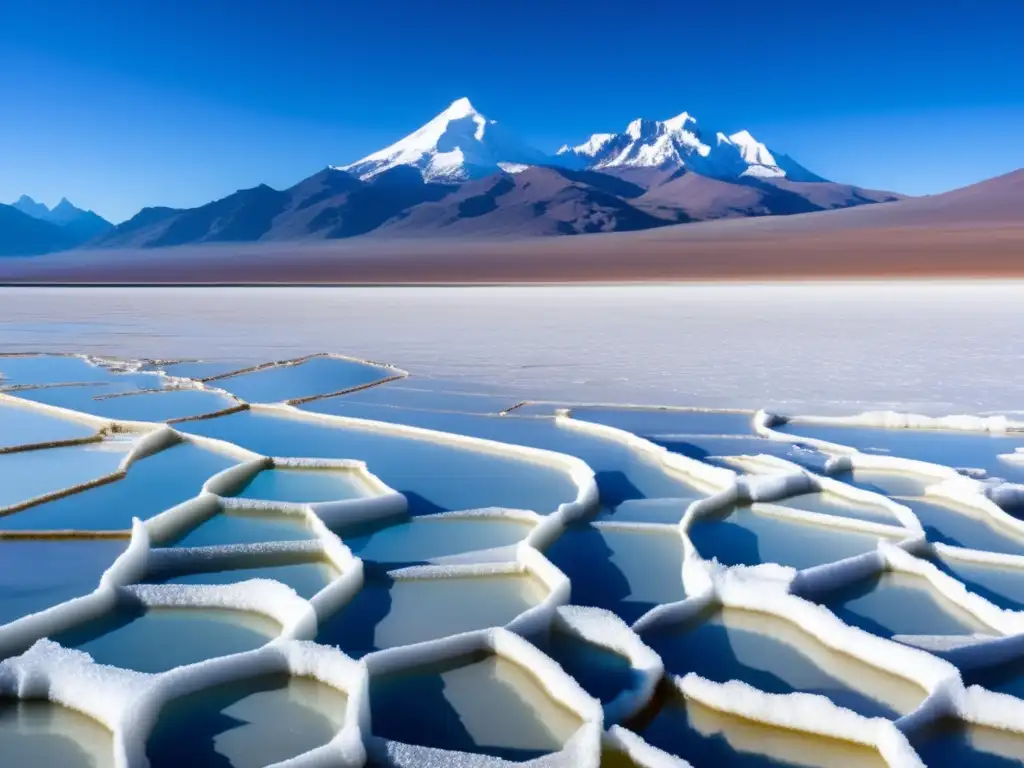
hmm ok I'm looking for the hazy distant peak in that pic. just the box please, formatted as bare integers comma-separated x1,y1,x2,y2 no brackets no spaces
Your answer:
12,194,51,219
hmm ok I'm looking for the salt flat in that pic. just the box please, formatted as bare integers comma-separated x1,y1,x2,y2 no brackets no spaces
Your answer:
1,282,1022,413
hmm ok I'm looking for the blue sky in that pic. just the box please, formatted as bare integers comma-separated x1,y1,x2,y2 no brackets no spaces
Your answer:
2,0,1022,223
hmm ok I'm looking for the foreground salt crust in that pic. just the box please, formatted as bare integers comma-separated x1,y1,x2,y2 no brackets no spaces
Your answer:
4,355,1024,766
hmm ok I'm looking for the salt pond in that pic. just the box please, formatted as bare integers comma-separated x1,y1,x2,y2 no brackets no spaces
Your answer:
369,651,582,760
2,336,1024,767
146,673,347,768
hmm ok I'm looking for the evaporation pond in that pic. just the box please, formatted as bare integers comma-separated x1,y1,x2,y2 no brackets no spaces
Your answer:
831,468,941,497
898,496,1024,555
147,673,347,768
642,607,924,719
776,491,900,525
638,692,887,768
0,355,124,386
777,422,1024,483
932,555,1024,611
371,652,582,761
213,357,390,403
298,405,712,508
318,573,548,656
168,509,317,547
651,435,830,473
544,524,685,624
0,699,114,768
152,560,338,599
910,718,1024,768
0,441,238,532
343,516,532,564
689,505,884,570
0,401,96,448
233,468,370,503
820,571,992,638
335,382,518,414
159,360,251,380
0,539,126,625
179,410,577,515
87,389,237,422
533,630,636,705
962,653,1024,700
570,407,755,436
53,607,280,673
0,440,132,509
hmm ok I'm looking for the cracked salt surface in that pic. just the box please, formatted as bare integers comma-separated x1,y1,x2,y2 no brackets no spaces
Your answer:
3,339,1024,767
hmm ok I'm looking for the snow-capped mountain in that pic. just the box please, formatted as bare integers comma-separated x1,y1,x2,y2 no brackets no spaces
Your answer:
338,97,549,183
555,112,825,182
339,99,825,184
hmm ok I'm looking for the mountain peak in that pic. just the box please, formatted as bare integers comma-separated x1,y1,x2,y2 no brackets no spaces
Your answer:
339,98,547,183
12,195,51,219
556,109,819,180
442,97,478,118
662,111,696,133
51,197,78,213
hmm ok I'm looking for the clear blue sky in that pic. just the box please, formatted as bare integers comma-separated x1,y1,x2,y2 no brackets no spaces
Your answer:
2,0,1022,222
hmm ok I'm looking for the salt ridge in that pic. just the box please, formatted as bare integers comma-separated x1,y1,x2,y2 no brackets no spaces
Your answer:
1,352,1024,765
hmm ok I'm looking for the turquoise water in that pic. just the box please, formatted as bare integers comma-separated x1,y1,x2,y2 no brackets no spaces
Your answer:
169,509,317,547
0,440,132,509
543,524,685,623
0,699,114,768
689,505,883,571
0,401,95,448
317,573,548,656
234,467,369,503
53,606,280,673
0,539,126,625
342,516,532,564
146,673,347,768
179,410,578,516
370,652,582,761
0,441,237,531
212,357,390,403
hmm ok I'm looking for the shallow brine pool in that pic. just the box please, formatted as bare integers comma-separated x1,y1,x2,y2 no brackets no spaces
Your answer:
4,348,1024,767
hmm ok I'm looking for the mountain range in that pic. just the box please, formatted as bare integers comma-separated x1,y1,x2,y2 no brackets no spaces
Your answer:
0,196,113,257
4,98,907,255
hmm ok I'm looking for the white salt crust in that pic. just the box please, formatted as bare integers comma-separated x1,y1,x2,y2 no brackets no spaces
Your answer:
2,358,1024,766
